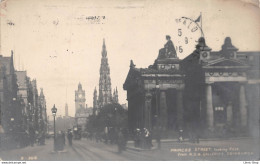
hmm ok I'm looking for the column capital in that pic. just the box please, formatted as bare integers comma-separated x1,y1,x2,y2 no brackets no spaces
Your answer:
205,82,214,85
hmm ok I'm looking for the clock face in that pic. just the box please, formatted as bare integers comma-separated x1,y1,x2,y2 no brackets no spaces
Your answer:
78,94,82,98
172,17,204,58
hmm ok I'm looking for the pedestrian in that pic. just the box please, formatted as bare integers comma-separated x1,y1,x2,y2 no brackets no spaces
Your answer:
117,129,126,154
104,127,108,144
134,128,141,148
143,128,152,149
57,131,64,151
195,128,200,144
122,128,128,150
95,132,100,143
67,129,73,146
62,131,65,145
29,127,35,147
178,128,184,143
154,126,161,149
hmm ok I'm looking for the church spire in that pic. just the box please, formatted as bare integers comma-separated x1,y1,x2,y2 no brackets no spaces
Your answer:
98,39,112,108
65,103,68,117
102,38,107,57
113,87,119,103
93,87,98,109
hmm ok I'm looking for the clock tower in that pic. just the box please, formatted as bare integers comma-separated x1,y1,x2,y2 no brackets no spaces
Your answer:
75,82,86,114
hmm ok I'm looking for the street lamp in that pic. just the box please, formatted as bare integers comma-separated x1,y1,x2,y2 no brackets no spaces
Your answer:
155,76,160,127
51,104,57,151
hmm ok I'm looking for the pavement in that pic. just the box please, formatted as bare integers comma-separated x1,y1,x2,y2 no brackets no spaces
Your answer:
0,137,258,161
126,136,254,151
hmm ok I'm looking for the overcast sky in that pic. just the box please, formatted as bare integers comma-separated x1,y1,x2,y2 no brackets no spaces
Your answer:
1,0,259,117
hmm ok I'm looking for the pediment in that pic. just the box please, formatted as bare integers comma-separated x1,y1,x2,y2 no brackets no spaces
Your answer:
123,68,141,90
205,58,248,67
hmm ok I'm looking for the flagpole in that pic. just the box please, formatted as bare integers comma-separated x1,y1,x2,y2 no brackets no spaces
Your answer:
201,12,203,37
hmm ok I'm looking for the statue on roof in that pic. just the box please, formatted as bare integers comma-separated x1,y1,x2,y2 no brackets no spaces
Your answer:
158,35,177,59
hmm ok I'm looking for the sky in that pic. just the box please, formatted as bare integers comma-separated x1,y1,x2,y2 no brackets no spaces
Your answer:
0,0,259,117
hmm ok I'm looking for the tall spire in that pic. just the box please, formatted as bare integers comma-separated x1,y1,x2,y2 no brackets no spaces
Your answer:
65,103,68,117
98,39,112,108
93,87,98,109
112,87,119,103
78,82,82,90
102,38,107,57
40,88,44,97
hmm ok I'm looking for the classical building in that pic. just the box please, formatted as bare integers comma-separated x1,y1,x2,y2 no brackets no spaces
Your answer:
124,36,184,132
123,36,260,138
181,37,260,137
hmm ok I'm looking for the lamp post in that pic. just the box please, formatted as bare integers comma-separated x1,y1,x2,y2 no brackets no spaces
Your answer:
115,107,118,129
51,104,57,151
155,76,160,127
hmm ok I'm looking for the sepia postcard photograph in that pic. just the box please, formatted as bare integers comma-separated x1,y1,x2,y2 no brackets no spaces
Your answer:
0,0,259,162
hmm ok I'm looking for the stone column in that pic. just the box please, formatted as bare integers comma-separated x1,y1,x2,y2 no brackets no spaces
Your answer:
248,84,260,138
159,91,168,130
226,101,233,126
176,90,184,129
144,92,152,130
205,83,214,130
239,84,247,128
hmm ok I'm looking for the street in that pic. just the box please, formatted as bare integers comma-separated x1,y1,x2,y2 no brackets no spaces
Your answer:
0,138,259,161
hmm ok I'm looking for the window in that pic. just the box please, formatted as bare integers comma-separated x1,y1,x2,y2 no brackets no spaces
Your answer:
215,107,224,111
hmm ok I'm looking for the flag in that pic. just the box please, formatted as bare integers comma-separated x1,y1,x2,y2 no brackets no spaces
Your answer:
195,15,201,23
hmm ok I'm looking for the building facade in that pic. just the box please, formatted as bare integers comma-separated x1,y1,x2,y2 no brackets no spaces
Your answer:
75,83,88,130
123,36,260,138
181,37,260,137
38,88,47,143
0,52,48,149
124,36,184,132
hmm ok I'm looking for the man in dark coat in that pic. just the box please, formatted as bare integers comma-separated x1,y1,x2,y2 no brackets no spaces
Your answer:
117,129,126,154
67,129,73,146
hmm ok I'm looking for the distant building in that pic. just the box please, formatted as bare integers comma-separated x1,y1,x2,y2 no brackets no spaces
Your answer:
65,103,69,117
93,39,119,114
75,83,89,130
93,87,98,115
38,88,47,139
112,87,119,103
15,71,29,137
